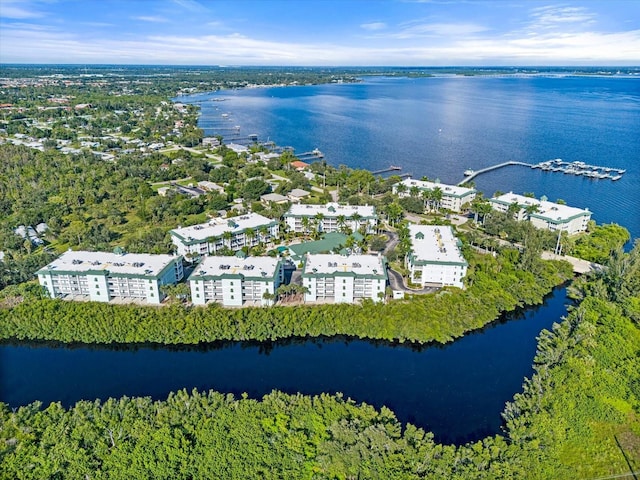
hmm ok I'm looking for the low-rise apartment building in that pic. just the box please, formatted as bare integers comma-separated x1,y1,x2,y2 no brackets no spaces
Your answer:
284,203,378,235
393,178,476,212
189,256,284,306
170,213,279,258
37,250,184,304
405,225,468,289
301,253,387,304
489,192,591,234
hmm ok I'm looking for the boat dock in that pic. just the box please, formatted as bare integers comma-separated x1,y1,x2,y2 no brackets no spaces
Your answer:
531,159,626,180
458,161,532,185
296,149,324,160
372,165,402,175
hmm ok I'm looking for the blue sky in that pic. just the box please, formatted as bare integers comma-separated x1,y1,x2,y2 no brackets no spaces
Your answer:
1,0,638,65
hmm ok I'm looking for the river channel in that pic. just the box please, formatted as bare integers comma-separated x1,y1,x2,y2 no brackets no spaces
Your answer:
0,287,568,444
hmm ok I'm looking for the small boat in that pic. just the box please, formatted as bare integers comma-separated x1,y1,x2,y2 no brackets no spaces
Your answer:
611,175,622,181
464,169,475,176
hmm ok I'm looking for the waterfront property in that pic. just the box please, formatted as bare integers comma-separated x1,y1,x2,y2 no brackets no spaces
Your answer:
301,253,387,304
284,203,378,235
406,225,468,289
170,213,279,258
489,192,591,235
393,178,476,213
37,250,184,304
188,255,284,307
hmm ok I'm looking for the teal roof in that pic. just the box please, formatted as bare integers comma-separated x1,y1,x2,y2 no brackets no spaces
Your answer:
287,231,367,260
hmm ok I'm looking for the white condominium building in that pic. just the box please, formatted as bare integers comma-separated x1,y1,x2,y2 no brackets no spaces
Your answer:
393,178,477,212
170,213,279,258
188,256,284,307
284,203,378,235
489,192,591,235
37,250,184,304
301,253,387,304
405,225,468,289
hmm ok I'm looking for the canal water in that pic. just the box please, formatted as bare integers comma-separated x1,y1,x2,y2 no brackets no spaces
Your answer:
0,287,569,444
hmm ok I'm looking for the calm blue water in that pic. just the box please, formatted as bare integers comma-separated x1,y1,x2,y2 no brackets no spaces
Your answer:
0,287,568,444
188,75,640,239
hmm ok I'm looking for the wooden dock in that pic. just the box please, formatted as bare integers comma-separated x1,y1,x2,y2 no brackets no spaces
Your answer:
372,165,402,175
457,161,533,186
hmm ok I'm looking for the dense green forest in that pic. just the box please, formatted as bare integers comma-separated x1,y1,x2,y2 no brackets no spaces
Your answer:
2,243,638,479
0,249,572,345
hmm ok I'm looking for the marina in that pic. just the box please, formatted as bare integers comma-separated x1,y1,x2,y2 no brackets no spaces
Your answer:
459,159,627,185
531,159,626,180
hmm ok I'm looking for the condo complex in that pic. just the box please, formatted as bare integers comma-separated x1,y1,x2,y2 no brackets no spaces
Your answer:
489,192,591,235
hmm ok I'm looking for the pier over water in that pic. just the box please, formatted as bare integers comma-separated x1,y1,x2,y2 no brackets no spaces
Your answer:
458,161,532,186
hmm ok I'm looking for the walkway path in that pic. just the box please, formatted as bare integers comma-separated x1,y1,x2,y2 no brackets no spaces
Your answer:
541,252,604,274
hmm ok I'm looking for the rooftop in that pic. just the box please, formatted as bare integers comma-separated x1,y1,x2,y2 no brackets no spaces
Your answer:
408,225,467,265
171,213,276,242
286,202,376,218
38,250,179,277
303,253,386,277
189,255,281,280
397,178,476,197
491,192,590,221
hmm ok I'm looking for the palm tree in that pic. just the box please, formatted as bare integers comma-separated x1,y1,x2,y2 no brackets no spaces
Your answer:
524,204,540,218
244,228,256,247
431,187,443,212
222,230,233,249
336,214,346,232
421,190,431,211
350,212,362,232
395,182,407,196
409,186,420,198
258,225,269,244
300,216,310,236
314,212,325,233
477,201,492,225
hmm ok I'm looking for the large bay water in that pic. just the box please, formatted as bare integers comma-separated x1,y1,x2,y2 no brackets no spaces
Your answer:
190,75,640,239
1,287,568,444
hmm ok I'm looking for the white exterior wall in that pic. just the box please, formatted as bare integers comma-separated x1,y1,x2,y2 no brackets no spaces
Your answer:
37,254,183,304
189,262,282,307
173,223,279,257
304,275,386,303
393,179,476,213
285,216,376,235
409,263,467,289
529,213,590,235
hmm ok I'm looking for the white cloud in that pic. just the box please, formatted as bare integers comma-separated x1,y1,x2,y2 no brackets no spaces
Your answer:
1,14,639,66
0,0,45,19
528,5,597,31
132,15,169,23
360,22,387,31
393,21,490,38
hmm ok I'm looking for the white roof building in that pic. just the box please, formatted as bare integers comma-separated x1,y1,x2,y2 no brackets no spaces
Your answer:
301,253,387,304
226,143,249,154
170,213,279,257
284,203,378,235
37,250,184,304
406,225,468,289
393,178,476,212
189,255,284,307
489,192,591,235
